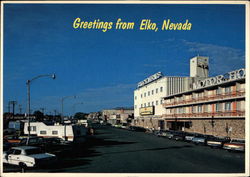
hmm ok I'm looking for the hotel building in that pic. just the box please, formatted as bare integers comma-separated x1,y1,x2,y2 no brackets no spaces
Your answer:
162,68,245,139
133,56,209,129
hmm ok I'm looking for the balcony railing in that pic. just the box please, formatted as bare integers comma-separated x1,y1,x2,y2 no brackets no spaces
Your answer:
162,110,245,118
163,89,245,107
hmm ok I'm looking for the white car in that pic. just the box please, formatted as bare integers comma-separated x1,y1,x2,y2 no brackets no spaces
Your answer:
3,146,57,168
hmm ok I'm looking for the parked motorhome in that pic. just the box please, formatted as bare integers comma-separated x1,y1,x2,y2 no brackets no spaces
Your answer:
24,122,88,142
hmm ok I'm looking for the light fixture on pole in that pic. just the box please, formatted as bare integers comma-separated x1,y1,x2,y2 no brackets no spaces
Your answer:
26,74,56,143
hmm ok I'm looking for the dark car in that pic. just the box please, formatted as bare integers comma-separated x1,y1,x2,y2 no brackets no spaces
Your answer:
129,126,147,132
19,137,45,149
207,136,231,148
171,131,186,141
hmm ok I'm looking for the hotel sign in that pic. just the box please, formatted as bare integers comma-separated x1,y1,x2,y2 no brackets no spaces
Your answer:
138,72,163,88
140,106,154,116
194,68,245,89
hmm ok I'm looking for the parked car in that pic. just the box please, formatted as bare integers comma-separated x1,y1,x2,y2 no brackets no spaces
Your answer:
128,126,147,132
3,146,57,168
171,131,186,141
121,123,128,129
184,132,197,142
192,134,214,145
223,139,245,152
4,135,22,144
207,136,230,148
18,137,45,149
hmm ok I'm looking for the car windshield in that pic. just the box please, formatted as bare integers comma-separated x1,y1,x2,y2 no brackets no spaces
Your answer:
25,148,42,155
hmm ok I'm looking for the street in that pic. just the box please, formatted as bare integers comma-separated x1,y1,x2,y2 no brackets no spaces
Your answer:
3,125,245,173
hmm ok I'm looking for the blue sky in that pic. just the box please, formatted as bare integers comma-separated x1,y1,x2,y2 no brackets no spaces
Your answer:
3,3,245,115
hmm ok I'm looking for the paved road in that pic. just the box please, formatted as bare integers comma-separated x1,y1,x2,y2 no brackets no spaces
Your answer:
4,125,245,173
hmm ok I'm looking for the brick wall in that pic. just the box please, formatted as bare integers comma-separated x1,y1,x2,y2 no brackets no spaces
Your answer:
185,119,245,139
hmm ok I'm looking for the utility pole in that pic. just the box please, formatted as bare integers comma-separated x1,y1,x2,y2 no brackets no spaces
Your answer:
9,101,17,119
7,102,11,113
19,104,22,114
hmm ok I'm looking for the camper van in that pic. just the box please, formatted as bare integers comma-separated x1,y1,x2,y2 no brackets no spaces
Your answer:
24,122,88,142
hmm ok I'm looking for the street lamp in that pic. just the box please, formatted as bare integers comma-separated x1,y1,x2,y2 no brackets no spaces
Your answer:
61,95,76,141
26,74,56,140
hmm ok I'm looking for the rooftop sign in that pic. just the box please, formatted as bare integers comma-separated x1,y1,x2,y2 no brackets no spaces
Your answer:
194,68,245,89
137,72,163,88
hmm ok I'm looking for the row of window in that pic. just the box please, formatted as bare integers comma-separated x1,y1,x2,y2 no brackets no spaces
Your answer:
167,85,244,103
40,130,58,135
134,100,163,109
29,126,59,135
169,101,242,114
135,87,163,100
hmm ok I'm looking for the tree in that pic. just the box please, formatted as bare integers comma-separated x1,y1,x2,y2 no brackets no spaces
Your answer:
74,112,88,120
33,110,44,122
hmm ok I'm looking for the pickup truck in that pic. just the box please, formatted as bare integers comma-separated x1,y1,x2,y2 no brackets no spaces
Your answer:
3,146,56,168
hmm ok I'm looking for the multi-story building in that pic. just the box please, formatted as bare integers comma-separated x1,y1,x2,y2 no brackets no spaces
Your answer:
102,108,134,125
133,56,209,129
162,68,245,139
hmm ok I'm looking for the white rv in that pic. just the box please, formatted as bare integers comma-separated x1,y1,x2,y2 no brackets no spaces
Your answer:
24,122,87,142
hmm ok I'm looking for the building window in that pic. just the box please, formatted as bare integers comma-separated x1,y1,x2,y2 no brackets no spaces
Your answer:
148,102,150,106
144,93,146,97
141,104,143,108
152,90,154,95
156,100,158,105
215,103,221,112
52,131,58,135
135,105,137,109
225,102,231,111
225,87,231,94
192,106,195,113
135,96,137,100
216,88,221,95
141,94,142,98
156,88,158,93
30,126,36,131
198,105,202,113
148,91,150,96
144,103,146,107
160,100,163,104
152,101,154,106
40,130,47,135
160,87,163,92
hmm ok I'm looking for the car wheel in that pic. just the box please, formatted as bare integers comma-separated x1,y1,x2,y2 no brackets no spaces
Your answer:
19,162,27,169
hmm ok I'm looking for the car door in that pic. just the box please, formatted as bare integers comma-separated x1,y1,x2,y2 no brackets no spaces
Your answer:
8,149,22,165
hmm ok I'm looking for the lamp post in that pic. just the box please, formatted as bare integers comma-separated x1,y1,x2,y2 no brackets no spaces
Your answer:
61,95,76,141
26,74,56,140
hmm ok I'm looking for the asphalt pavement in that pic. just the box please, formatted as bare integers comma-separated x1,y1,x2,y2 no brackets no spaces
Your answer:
3,125,245,173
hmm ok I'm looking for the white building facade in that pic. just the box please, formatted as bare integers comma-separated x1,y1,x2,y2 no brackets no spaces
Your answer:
133,56,209,129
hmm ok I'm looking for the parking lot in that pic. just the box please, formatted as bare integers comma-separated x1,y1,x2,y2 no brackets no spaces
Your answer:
3,125,245,173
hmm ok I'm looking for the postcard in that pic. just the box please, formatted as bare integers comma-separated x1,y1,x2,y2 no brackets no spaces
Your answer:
1,1,249,177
